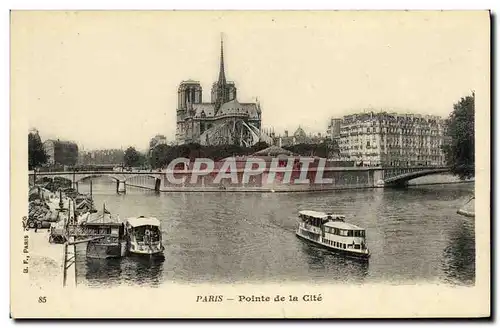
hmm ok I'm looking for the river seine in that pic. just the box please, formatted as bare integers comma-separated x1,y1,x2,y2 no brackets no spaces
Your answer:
74,178,475,287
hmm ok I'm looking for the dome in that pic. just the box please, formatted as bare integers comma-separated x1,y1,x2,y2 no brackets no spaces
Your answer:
294,126,307,138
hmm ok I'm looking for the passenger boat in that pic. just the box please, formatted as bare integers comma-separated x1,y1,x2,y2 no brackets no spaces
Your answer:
83,205,127,259
296,210,370,259
124,216,164,257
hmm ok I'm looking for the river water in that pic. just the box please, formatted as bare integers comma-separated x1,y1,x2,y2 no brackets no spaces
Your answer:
74,178,475,287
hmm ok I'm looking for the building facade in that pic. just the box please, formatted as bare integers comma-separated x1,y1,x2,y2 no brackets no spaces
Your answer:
337,112,447,167
271,127,326,148
43,139,79,166
327,118,342,141
149,134,167,149
78,149,124,166
175,38,266,147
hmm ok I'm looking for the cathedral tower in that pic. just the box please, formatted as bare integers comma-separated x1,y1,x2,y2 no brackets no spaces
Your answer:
212,37,237,114
177,80,202,110
176,80,202,143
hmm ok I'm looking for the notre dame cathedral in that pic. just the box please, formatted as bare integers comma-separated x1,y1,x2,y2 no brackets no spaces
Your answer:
175,38,268,147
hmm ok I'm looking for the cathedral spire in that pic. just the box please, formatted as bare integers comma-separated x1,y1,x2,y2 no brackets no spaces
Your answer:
218,34,226,86
214,34,228,114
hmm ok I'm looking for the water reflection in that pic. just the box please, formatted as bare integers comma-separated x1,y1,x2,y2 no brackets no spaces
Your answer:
74,180,474,286
84,258,123,287
299,242,369,284
441,218,475,286
82,256,165,287
121,256,165,287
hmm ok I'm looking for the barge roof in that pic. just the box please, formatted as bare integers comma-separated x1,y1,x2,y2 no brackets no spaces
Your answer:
299,210,346,221
324,221,364,230
125,216,161,228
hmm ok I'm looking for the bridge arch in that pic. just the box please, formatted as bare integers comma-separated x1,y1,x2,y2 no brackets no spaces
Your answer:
382,168,450,186
123,174,160,182
75,174,120,183
30,171,164,193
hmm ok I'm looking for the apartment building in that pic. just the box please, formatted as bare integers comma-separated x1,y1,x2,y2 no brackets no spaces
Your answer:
338,112,447,167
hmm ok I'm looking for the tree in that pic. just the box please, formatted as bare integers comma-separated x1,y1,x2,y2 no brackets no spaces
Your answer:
149,144,170,169
28,129,47,170
124,147,146,168
250,141,269,153
147,142,272,169
442,92,475,180
149,134,167,152
322,139,340,158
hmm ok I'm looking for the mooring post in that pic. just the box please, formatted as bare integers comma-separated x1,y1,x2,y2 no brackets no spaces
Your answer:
59,189,63,209
62,243,68,287
74,241,78,287
117,180,126,194
155,178,161,193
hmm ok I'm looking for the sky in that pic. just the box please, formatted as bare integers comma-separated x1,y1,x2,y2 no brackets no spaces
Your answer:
12,11,489,151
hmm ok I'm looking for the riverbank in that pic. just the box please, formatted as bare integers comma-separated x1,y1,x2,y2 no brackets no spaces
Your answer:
126,173,474,193
408,174,474,186
28,230,76,289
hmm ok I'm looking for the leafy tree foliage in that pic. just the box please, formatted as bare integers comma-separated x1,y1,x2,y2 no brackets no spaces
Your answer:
147,140,344,169
284,139,339,158
148,142,271,169
28,130,47,170
442,93,475,179
124,147,147,168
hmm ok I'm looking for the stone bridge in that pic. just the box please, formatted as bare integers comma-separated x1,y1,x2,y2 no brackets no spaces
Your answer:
29,166,454,192
29,171,165,193
378,166,451,187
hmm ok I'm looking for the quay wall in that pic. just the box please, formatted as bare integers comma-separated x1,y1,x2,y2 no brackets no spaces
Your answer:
33,160,466,193
126,171,473,192
407,173,474,186
155,167,384,192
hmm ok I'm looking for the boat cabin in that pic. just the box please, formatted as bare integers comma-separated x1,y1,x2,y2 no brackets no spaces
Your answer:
323,222,366,238
123,216,164,256
298,210,345,227
83,222,125,244
125,217,162,244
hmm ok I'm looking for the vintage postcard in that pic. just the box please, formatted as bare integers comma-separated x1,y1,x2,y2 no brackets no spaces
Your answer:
10,10,490,318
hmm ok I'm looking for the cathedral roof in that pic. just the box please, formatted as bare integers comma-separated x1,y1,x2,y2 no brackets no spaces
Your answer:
218,99,246,116
251,145,295,157
240,103,260,117
192,103,216,117
187,101,260,120
216,99,260,119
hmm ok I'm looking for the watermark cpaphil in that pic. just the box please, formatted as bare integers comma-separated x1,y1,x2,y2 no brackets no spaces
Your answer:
163,157,334,185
